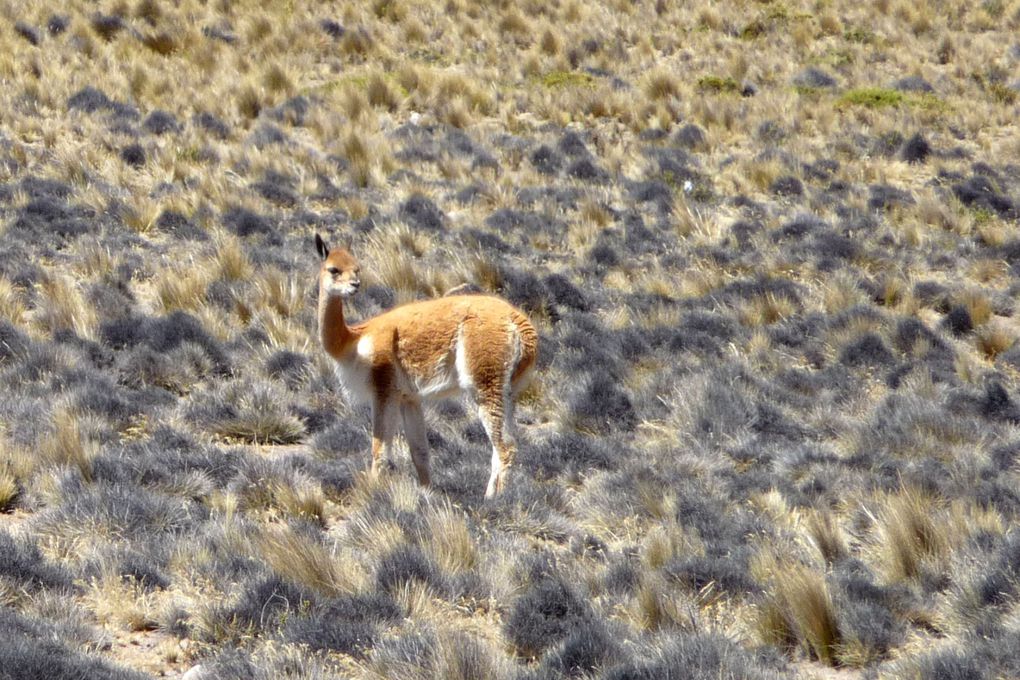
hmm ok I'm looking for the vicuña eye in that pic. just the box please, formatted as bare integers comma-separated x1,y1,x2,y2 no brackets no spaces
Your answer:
327,267,340,275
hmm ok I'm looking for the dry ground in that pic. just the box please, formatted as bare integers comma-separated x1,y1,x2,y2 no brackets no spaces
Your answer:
1,0,1020,678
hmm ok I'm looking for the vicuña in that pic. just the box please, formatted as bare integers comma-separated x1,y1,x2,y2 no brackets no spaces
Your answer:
315,234,538,498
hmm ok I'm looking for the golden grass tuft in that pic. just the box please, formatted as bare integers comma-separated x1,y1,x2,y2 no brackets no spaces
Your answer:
877,487,946,583
421,501,478,573
820,271,868,313
214,233,253,281
975,323,1014,361
366,72,401,111
757,560,841,665
35,274,98,340
141,31,177,55
739,293,797,327
39,409,98,482
263,63,295,95
340,126,391,187
366,627,514,680
255,268,305,319
258,525,363,597
631,575,698,631
955,289,992,327
155,264,209,312
0,467,18,512
539,27,561,55
804,511,848,564
135,0,162,25
121,196,163,234
499,9,531,39
270,475,327,524
210,390,306,444
339,26,374,57
85,571,160,631
236,82,263,119
642,523,702,569
643,69,681,100
0,436,31,512
0,277,26,324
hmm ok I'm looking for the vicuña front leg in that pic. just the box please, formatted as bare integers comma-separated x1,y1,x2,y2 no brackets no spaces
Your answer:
401,402,431,487
370,396,399,477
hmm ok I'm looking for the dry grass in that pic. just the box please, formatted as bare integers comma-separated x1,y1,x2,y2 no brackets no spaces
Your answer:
0,436,31,512
0,278,27,324
255,268,306,319
39,409,98,483
34,274,98,339
213,234,253,281
804,511,848,565
155,264,209,312
975,321,1015,360
258,525,364,597
0,0,1018,676
875,487,947,584
421,501,478,573
757,559,841,666
85,571,161,631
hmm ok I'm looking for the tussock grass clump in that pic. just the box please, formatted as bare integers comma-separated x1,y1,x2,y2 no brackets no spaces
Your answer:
838,87,906,108
284,590,400,658
697,75,741,94
538,70,595,89
0,607,147,680
35,275,98,340
757,560,841,665
0,531,73,593
976,324,1015,361
643,70,681,100
630,574,700,631
0,278,27,324
84,569,161,631
184,379,305,444
37,481,197,558
876,487,948,584
504,577,591,658
420,502,477,573
39,409,98,483
0,467,18,512
375,544,447,596
805,511,848,565
258,525,361,597
154,265,209,312
367,628,514,680
607,633,785,679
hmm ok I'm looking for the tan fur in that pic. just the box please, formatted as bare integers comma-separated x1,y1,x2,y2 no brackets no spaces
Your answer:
315,236,537,498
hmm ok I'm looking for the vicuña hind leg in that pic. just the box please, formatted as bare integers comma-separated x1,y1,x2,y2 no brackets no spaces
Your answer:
401,402,431,486
479,392,516,499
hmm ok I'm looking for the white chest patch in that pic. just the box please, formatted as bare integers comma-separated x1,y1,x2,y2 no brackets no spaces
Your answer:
335,336,375,405
356,335,374,361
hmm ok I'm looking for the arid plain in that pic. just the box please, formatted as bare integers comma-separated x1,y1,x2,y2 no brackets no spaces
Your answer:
1,1,1020,678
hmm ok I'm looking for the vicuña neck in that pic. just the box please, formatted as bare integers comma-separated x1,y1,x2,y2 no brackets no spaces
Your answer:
318,288,358,359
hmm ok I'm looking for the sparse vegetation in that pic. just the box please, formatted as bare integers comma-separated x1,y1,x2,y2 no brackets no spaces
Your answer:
0,0,1018,678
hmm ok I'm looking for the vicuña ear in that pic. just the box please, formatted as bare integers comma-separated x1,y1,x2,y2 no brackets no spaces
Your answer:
343,235,353,251
315,233,330,260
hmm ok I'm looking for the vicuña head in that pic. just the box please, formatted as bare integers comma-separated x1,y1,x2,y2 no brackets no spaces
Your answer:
314,233,538,498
